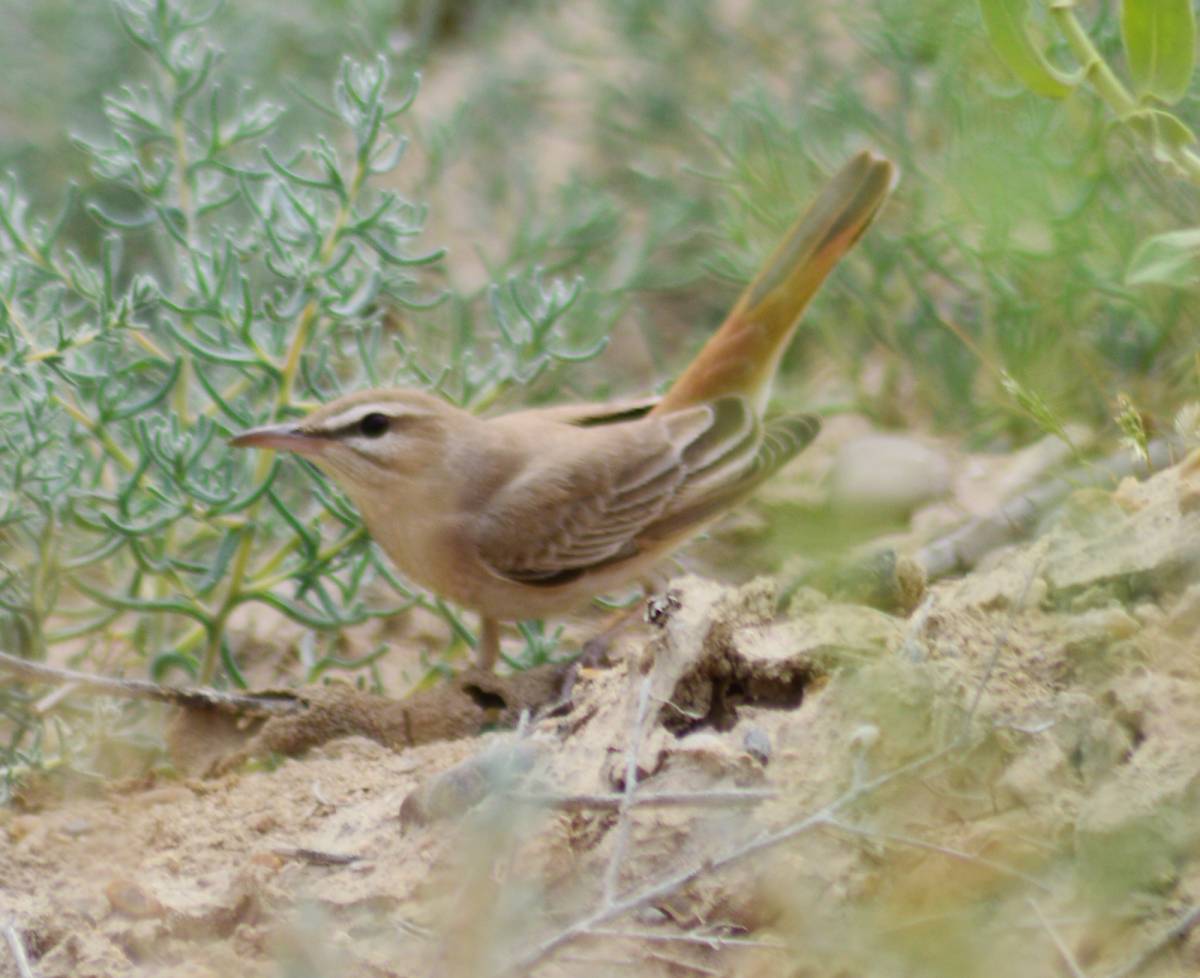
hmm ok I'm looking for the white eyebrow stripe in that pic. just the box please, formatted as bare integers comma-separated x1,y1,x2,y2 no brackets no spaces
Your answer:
315,404,430,432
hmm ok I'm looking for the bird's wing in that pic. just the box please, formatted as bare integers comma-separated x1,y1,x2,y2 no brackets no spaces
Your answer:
474,398,818,586
638,412,820,544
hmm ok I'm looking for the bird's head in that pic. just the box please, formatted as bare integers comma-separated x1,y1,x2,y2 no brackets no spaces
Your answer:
230,388,459,492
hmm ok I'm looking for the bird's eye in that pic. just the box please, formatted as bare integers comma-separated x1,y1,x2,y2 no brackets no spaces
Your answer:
359,412,390,438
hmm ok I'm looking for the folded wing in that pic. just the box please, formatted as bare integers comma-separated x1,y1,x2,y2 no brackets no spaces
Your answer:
474,398,818,586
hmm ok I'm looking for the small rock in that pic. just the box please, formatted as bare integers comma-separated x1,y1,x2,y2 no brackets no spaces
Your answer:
742,726,772,765
829,434,953,514
399,739,541,827
634,906,670,926
249,813,280,834
106,879,165,920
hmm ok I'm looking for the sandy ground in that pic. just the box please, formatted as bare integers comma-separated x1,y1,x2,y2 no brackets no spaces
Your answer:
3,444,1200,978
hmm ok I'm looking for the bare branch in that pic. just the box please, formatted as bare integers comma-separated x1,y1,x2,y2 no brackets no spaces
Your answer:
3,921,36,978
1107,904,1200,978
587,927,788,951
603,675,653,907
1028,897,1090,978
827,818,1052,892
499,741,956,976
514,789,776,812
0,649,299,717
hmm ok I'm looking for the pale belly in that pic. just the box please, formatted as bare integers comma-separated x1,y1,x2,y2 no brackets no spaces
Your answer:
355,473,697,623
369,511,666,621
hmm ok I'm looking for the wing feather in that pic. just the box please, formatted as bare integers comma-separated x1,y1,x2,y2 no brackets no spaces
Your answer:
474,399,818,585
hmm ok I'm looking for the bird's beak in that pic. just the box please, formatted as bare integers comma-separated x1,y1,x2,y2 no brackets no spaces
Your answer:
229,423,324,455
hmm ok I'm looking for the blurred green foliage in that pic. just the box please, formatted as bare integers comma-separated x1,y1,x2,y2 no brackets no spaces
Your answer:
0,0,615,712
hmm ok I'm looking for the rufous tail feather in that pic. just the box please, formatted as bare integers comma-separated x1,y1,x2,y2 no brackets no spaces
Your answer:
654,150,896,415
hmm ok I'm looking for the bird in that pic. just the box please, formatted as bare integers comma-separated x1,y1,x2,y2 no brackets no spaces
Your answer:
231,150,896,669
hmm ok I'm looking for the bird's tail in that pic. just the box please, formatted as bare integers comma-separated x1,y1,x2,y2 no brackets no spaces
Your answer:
654,150,896,415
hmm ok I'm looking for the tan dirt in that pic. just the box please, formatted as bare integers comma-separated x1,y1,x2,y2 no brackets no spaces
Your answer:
4,450,1200,977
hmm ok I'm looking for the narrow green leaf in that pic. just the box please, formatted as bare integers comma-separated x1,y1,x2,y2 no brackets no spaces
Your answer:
979,0,1077,98
1126,227,1200,286
1122,0,1196,104
150,651,199,682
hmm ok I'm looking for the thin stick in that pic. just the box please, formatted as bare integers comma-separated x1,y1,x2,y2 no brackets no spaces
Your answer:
0,649,299,716
602,676,653,907
272,847,362,866
645,949,721,976
500,741,955,976
587,927,787,951
1107,904,1200,978
827,819,1052,892
1028,898,1090,978
499,547,1041,974
3,921,36,978
499,557,1042,975
515,789,776,812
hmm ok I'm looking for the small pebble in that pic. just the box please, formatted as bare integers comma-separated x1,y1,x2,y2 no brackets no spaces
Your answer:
106,879,165,919
742,727,772,765
400,740,541,827
634,906,670,926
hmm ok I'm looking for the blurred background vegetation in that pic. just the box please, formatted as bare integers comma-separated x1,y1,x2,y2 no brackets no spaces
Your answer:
1,0,1198,785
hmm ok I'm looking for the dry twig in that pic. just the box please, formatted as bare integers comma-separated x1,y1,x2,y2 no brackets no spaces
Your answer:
587,927,787,951
497,556,1044,976
0,649,299,717
1107,904,1200,978
499,744,955,976
514,789,776,812
602,675,653,907
644,949,722,976
1028,897,1090,978
827,818,1052,892
3,921,36,978
272,847,362,866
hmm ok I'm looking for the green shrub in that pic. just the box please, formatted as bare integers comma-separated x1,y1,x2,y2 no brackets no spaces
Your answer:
0,0,612,693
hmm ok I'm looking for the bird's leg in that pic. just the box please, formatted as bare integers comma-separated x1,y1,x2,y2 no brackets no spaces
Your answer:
477,616,501,671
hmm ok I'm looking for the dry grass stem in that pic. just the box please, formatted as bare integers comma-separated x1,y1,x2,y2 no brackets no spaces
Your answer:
3,921,36,978
587,927,788,951
601,674,654,907
645,949,723,976
499,746,952,976
1029,897,1091,978
0,649,298,717
827,819,1053,892
514,789,777,811
1107,905,1200,978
